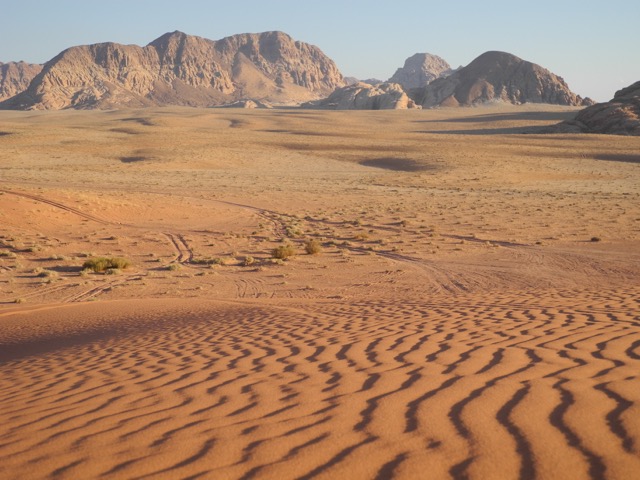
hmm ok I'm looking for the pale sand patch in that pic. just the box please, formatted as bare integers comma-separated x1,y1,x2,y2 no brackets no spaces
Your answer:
0,105,639,478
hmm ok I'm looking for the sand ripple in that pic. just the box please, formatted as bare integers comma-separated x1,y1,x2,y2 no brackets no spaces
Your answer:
1,291,639,479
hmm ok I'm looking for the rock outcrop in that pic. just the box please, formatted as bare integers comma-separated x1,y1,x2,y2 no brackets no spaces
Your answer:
0,31,344,110
388,53,452,90
552,81,640,135
416,51,593,108
0,62,42,101
302,82,419,110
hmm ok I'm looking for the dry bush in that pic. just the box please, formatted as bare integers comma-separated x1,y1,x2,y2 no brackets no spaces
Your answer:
272,245,296,260
304,239,322,255
82,257,131,273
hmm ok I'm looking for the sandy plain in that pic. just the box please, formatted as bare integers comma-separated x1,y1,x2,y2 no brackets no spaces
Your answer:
0,105,639,479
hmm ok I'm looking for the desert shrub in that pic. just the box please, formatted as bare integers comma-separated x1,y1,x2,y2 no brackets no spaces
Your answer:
304,239,322,255
167,264,181,271
272,245,296,260
191,257,225,266
82,257,131,273
37,270,58,278
243,256,256,266
590,237,602,242
105,268,121,275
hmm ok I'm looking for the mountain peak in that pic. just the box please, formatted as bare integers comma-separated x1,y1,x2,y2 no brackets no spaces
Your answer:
418,50,590,107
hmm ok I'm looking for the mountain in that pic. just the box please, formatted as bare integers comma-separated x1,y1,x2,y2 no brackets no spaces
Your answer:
552,81,640,135
302,82,419,110
0,31,344,110
388,53,452,90
415,51,593,108
0,61,42,101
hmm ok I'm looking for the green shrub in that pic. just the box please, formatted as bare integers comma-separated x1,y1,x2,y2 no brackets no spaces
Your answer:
82,257,131,273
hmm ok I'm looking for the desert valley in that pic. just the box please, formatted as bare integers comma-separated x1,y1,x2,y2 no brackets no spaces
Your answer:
1,30,639,480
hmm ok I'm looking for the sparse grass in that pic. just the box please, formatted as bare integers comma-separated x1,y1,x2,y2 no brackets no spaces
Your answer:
14,298,26,304
82,257,131,273
272,244,296,260
304,239,322,255
47,254,69,261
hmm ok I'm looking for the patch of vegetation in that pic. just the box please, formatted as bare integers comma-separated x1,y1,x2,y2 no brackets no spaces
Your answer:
191,257,226,266
304,239,322,255
243,256,256,266
82,257,131,273
590,237,602,242
272,245,296,260
167,264,181,271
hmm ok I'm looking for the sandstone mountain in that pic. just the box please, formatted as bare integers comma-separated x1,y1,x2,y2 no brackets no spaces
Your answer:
0,61,43,101
388,53,452,90
0,31,344,110
302,82,419,110
415,51,593,108
552,80,640,135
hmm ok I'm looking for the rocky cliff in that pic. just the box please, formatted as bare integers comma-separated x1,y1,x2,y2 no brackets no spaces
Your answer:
302,82,419,110
552,81,640,135
0,31,345,110
416,51,592,108
0,61,42,101
388,53,452,90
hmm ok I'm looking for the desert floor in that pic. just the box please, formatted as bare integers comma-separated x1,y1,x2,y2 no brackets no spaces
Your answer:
1,105,639,479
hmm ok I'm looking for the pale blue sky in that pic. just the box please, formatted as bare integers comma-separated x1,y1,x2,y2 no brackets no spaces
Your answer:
2,0,638,101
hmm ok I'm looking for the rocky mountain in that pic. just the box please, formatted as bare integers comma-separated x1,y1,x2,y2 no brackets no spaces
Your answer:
415,51,593,108
0,31,344,110
388,53,452,90
552,81,640,135
302,82,419,110
0,61,42,101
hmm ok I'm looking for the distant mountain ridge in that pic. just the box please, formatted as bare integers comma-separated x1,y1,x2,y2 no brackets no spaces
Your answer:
0,31,345,110
1,34,593,111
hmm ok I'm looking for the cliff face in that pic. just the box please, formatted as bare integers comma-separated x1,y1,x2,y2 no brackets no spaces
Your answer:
302,82,419,110
388,53,452,90
417,51,593,108
1,31,345,110
0,62,43,101
553,81,640,136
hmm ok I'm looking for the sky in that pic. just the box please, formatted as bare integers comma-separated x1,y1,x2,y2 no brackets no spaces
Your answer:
2,0,639,102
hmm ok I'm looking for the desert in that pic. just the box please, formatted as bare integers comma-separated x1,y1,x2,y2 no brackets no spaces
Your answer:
1,103,639,479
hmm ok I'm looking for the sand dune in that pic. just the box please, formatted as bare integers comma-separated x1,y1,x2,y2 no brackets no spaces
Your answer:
1,105,639,479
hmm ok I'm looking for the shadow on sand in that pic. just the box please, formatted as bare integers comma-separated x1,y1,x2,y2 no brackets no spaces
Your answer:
415,111,577,124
